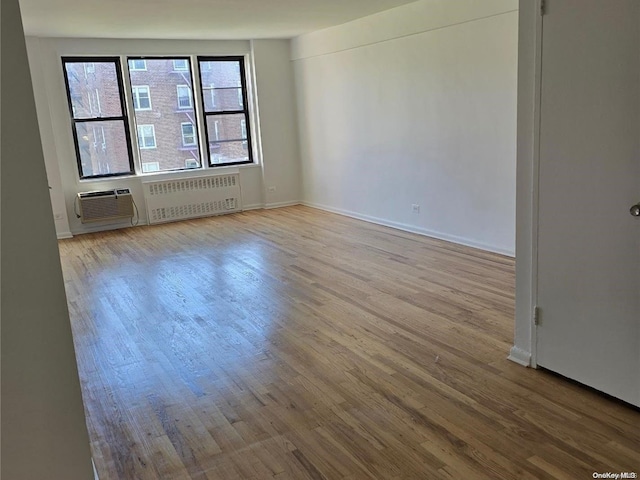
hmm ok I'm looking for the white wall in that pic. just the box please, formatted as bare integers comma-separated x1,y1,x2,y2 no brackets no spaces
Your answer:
1,0,94,477
293,0,518,255
26,36,300,236
251,40,301,208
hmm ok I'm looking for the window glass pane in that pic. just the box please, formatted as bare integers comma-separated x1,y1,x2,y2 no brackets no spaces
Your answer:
128,58,200,172
65,62,123,119
209,141,249,165
199,60,243,112
74,120,131,177
206,113,247,142
206,114,249,165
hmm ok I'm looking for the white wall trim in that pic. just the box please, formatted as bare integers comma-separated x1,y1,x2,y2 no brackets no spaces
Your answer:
508,346,532,367
303,201,515,257
92,458,99,480
56,231,73,240
528,0,544,370
242,203,264,211
264,200,301,210
70,221,142,236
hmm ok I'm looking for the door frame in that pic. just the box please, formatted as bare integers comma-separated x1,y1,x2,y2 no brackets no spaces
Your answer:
513,0,544,369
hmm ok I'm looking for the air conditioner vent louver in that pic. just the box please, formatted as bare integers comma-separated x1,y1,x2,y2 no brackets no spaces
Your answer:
143,174,242,225
77,189,133,223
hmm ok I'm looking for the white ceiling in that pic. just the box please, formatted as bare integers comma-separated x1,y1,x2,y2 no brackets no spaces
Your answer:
19,0,418,40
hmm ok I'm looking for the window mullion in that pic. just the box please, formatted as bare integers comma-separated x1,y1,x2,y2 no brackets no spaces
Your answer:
192,56,209,170
121,54,142,173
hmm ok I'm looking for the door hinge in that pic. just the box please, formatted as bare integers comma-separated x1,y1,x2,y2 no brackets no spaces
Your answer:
533,306,540,326
540,0,546,16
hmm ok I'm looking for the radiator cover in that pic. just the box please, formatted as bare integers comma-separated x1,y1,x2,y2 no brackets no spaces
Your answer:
143,174,242,225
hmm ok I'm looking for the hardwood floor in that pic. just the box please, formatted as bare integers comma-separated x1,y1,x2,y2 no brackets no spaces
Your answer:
59,206,639,480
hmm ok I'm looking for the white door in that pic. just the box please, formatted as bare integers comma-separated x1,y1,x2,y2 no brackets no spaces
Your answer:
537,0,640,407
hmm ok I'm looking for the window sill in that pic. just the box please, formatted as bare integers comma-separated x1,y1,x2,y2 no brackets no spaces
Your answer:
78,163,260,185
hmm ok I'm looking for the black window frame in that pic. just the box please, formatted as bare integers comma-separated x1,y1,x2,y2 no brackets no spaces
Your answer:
197,56,254,167
62,56,135,179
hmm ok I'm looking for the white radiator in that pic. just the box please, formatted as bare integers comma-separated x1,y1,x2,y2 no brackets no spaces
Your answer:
143,174,242,225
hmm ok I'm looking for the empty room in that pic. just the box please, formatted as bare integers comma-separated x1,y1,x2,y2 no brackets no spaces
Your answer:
1,0,639,479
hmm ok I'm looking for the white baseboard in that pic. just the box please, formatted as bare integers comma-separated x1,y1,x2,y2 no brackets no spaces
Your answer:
242,203,264,211
508,346,531,367
56,231,73,240
302,201,515,257
264,200,301,210
242,201,301,211
70,220,146,236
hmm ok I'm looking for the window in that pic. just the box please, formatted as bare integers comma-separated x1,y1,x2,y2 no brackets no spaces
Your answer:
129,59,147,71
176,85,192,109
62,57,134,178
128,57,200,172
173,59,189,71
137,125,156,149
63,56,255,178
131,85,151,110
142,162,160,173
181,123,196,146
198,57,253,167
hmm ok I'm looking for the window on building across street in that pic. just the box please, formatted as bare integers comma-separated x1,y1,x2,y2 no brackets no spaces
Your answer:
173,59,189,71
181,123,196,146
142,161,160,173
176,85,192,109
137,124,156,149
131,85,151,111
129,59,147,71
197,56,252,166
62,57,134,179
128,57,200,172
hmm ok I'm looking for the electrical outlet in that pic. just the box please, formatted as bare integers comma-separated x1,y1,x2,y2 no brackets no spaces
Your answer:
268,186,277,193
412,204,420,214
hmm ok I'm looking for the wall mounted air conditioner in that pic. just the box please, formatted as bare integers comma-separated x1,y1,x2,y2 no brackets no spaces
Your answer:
77,188,134,224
